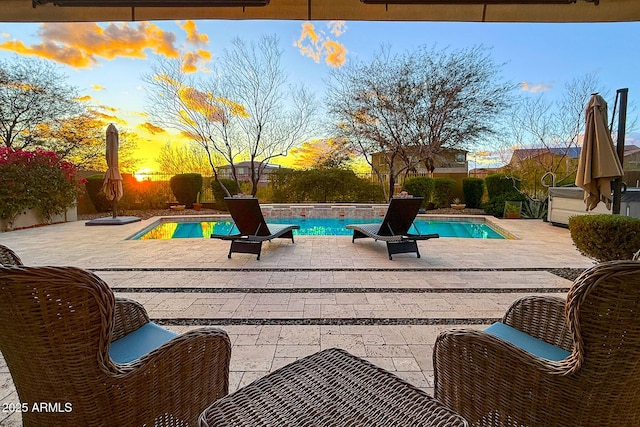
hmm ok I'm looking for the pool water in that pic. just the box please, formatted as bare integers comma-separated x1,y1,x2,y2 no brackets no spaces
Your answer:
130,217,508,240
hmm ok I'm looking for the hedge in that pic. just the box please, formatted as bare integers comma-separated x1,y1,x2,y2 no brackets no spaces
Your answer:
569,214,640,262
462,177,484,208
211,178,240,210
402,177,434,207
170,173,203,208
482,174,525,218
433,178,457,208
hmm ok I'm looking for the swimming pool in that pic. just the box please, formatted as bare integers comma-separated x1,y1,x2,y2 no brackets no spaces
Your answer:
128,217,512,240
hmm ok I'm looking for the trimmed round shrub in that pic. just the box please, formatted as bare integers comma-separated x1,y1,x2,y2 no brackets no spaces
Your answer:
403,177,435,206
85,174,111,213
433,178,457,208
211,178,240,210
170,173,203,208
462,177,484,208
569,214,640,262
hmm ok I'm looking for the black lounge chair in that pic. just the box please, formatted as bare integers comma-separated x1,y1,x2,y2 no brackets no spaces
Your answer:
346,197,439,260
211,197,299,260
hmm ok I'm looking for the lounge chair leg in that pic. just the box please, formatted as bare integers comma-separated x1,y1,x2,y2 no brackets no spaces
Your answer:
386,241,419,260
229,240,263,260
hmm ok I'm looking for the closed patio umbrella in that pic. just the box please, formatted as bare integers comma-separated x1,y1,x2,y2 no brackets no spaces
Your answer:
103,123,123,219
575,94,623,211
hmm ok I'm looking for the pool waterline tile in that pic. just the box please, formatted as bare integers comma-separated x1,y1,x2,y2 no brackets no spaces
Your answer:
127,214,513,240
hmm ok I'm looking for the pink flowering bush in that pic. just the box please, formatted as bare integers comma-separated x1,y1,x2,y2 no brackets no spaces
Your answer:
0,147,86,229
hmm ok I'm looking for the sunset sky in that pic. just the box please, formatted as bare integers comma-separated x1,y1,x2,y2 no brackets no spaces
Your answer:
1,19,639,173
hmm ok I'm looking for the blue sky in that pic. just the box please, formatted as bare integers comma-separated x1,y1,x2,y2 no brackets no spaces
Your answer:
1,19,638,171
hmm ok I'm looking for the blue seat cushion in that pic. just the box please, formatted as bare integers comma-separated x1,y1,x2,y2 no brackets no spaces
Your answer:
484,322,571,361
109,322,178,364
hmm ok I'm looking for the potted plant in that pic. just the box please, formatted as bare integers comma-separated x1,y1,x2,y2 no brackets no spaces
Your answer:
450,198,466,210
504,201,522,219
193,192,203,211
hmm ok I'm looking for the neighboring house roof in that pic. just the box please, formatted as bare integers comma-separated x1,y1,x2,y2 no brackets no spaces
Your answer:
510,145,640,166
549,147,581,158
371,147,468,156
624,145,640,155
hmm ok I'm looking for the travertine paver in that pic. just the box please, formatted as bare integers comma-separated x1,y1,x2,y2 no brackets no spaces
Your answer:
0,215,594,269
0,215,589,426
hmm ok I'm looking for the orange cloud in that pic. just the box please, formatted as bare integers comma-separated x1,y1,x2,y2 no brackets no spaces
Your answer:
0,22,180,68
328,21,347,37
324,41,347,68
93,111,127,126
0,39,95,67
76,95,92,102
295,21,347,68
182,49,212,73
139,122,166,135
180,20,208,46
519,81,553,93
92,85,105,91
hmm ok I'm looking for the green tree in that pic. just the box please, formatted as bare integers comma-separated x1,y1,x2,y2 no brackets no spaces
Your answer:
30,111,139,171
0,56,85,149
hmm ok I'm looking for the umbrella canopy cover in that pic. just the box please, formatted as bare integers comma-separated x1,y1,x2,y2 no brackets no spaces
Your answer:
103,123,123,202
575,94,623,211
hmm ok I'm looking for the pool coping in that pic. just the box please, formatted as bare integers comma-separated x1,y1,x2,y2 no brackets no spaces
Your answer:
125,214,519,240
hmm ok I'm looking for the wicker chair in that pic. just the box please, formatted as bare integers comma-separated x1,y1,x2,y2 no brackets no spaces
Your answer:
434,260,640,427
0,265,231,427
0,244,23,266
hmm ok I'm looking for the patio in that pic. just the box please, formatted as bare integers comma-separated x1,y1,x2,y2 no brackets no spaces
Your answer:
0,215,594,426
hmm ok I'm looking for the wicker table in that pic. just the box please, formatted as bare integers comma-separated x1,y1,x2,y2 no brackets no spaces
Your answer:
199,347,468,427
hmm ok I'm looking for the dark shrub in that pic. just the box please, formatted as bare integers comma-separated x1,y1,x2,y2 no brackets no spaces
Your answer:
462,177,484,208
170,173,202,208
485,174,520,200
482,193,526,218
85,174,111,212
211,178,240,210
482,174,524,218
433,178,457,208
269,168,384,203
403,177,435,206
569,214,640,262
269,168,297,202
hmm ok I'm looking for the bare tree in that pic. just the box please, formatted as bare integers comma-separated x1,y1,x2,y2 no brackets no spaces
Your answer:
144,35,316,196
327,45,512,200
505,73,605,197
0,56,85,149
156,141,214,175
143,57,241,193
216,35,316,195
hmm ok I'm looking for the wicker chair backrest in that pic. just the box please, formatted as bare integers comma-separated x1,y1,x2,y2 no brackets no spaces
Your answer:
0,244,23,266
564,260,640,402
0,266,116,418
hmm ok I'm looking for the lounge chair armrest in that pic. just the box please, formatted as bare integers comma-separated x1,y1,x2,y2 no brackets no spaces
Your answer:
113,328,231,426
502,295,572,351
433,328,574,426
404,233,439,240
112,297,150,341
211,233,243,240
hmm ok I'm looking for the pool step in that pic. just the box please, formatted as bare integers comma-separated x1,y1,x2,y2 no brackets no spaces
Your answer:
172,223,205,238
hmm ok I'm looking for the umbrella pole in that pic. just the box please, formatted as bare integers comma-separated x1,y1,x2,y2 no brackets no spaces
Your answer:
612,88,628,215
112,200,117,219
